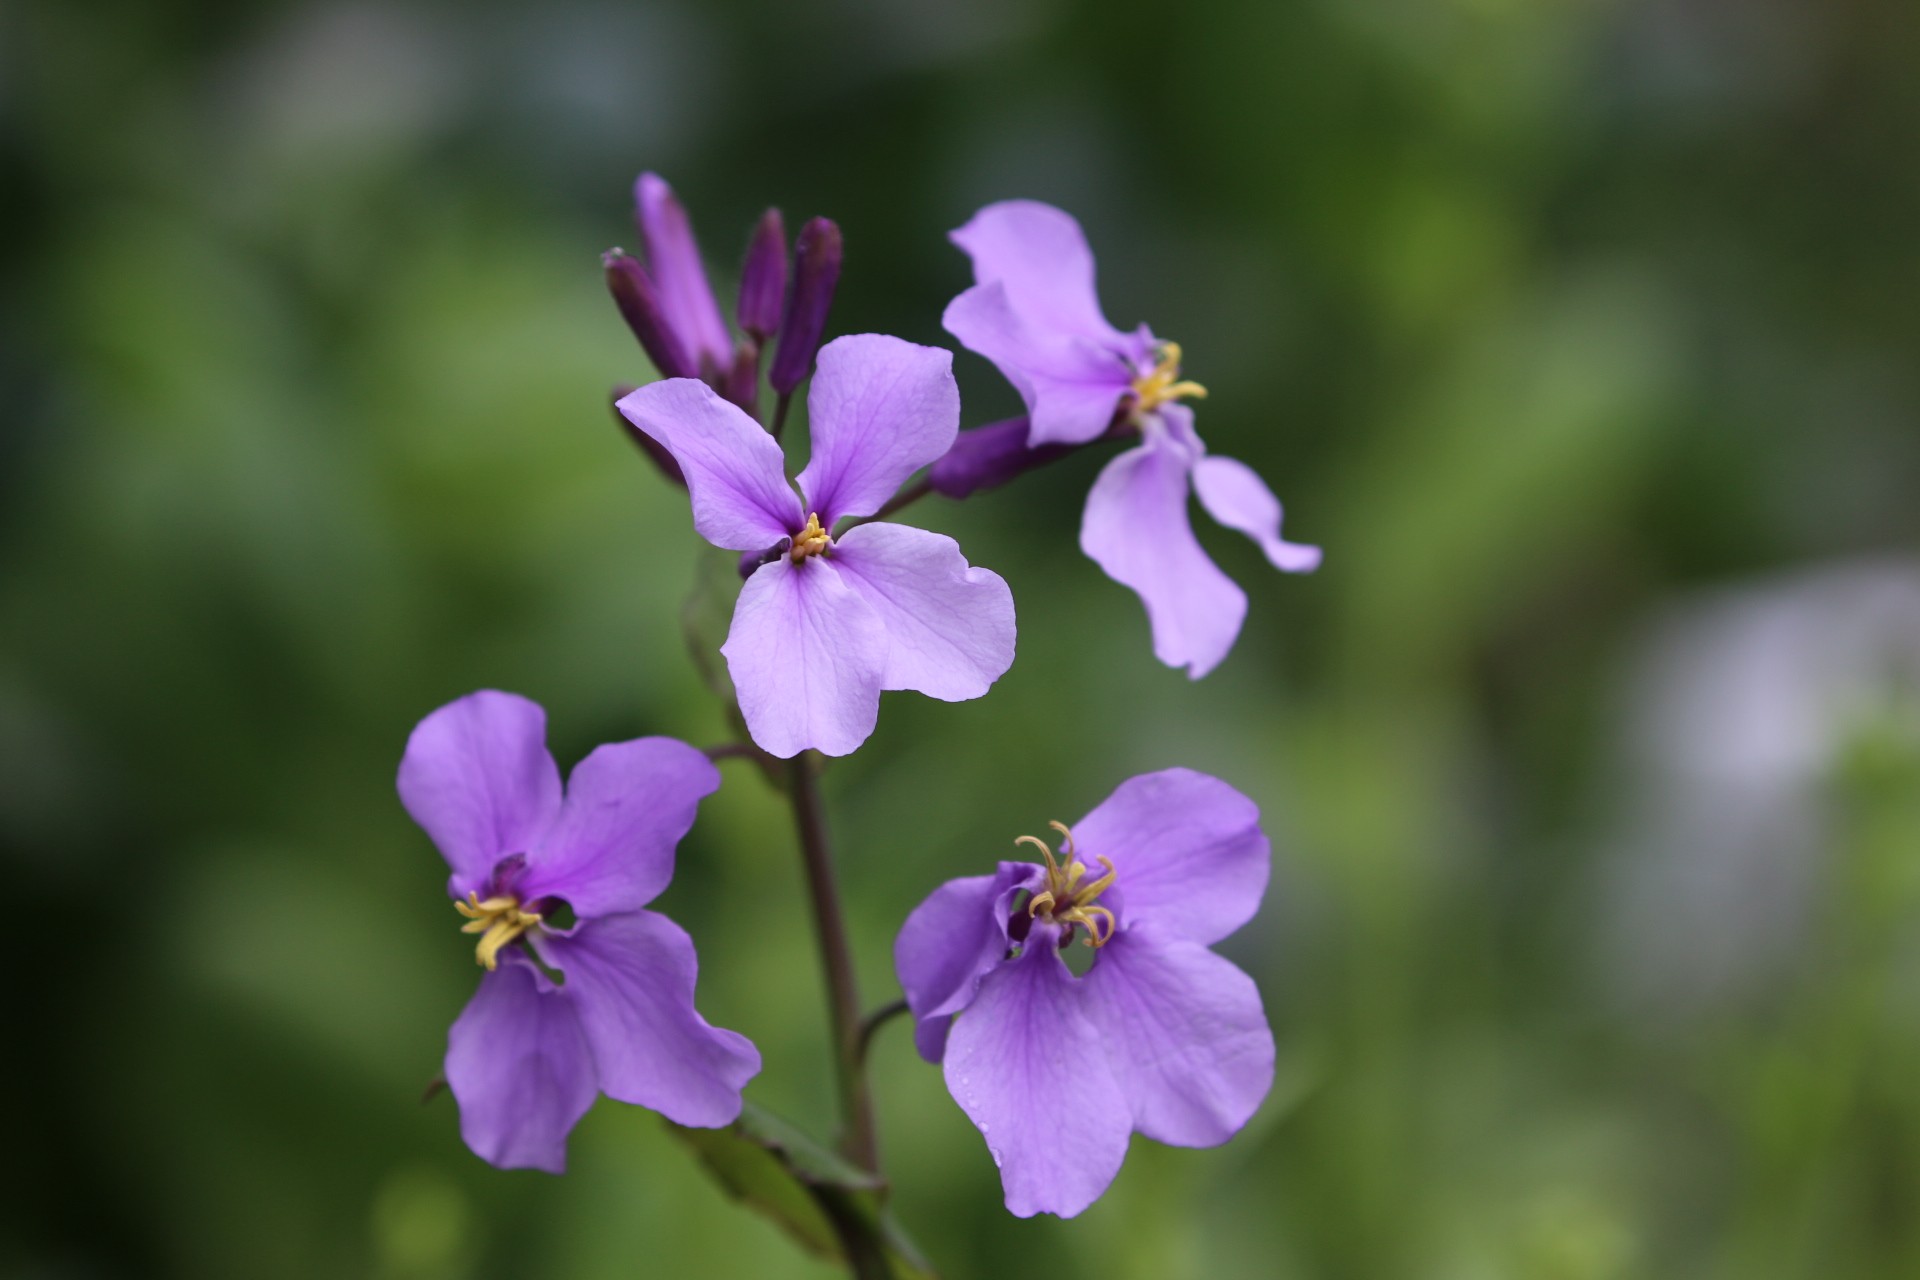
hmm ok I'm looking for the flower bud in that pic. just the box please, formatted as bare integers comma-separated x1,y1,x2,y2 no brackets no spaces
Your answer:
722,340,760,418
603,250,697,380
768,217,843,396
610,384,687,488
928,417,1073,498
736,208,787,343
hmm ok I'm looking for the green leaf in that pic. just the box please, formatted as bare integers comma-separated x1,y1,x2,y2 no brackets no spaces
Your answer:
667,1101,938,1279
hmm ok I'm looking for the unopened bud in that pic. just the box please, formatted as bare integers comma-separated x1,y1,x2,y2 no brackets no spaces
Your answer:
604,250,697,381
928,417,1073,498
737,209,787,343
768,217,843,396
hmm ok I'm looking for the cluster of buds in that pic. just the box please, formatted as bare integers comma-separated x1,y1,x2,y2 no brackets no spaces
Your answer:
604,173,843,481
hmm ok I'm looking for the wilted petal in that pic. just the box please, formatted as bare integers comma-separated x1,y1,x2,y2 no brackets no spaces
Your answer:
951,200,1125,348
618,379,804,551
721,557,888,758
1083,928,1274,1148
634,173,733,373
1079,425,1246,679
942,927,1132,1218
516,738,720,918
795,335,959,525
943,281,1132,447
444,956,597,1173
541,911,761,1129
399,690,563,899
894,862,1045,1063
1192,455,1323,574
829,522,1015,701
1070,768,1268,946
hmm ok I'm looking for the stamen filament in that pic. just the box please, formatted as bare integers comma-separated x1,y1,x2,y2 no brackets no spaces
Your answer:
453,891,543,970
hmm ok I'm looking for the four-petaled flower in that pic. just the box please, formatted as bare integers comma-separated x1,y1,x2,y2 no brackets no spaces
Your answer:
618,333,1017,758
943,199,1321,678
894,768,1276,1217
400,690,760,1172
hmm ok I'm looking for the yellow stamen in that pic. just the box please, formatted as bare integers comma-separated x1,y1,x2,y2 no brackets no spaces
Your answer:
1014,822,1121,948
790,512,831,562
1129,341,1207,417
453,892,543,970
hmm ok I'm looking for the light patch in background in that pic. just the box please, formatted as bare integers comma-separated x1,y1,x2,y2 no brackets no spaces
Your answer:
491,0,722,175
1593,559,1920,1024
219,3,467,168
371,1165,476,1280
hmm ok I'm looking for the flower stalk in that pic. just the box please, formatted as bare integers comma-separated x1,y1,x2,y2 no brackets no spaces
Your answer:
784,751,882,1176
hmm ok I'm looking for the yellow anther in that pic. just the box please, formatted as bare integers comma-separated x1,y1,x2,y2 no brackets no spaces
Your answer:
454,892,543,970
1014,824,1120,948
1130,341,1208,416
790,512,831,562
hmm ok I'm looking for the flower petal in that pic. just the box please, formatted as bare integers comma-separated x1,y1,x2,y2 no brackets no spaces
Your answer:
617,379,804,551
1070,768,1269,946
941,928,1133,1218
398,690,563,899
1083,928,1274,1148
1192,454,1323,574
828,522,1016,701
721,557,888,758
950,200,1125,348
942,281,1132,447
516,738,721,919
634,172,733,373
541,911,761,1129
444,955,597,1173
1079,417,1246,678
794,335,959,525
894,861,1046,1062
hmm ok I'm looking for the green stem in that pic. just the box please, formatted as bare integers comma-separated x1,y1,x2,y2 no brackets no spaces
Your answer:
785,752,880,1174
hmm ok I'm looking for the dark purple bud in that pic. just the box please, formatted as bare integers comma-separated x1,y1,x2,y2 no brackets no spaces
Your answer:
768,217,843,396
928,417,1075,498
739,538,792,579
610,384,687,488
603,249,697,380
722,340,760,417
737,208,787,343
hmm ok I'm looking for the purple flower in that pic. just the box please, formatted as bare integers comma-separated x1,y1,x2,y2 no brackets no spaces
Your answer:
618,334,1016,758
943,200,1321,678
894,768,1275,1218
399,690,760,1172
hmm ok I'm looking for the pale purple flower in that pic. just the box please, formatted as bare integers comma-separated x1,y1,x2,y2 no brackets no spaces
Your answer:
618,334,1016,758
894,768,1275,1218
943,199,1321,678
399,690,760,1173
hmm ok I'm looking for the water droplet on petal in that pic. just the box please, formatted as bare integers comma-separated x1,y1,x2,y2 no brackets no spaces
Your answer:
989,1146,1003,1168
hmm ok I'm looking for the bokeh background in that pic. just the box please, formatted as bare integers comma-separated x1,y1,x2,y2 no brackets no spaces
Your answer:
6,0,1920,1275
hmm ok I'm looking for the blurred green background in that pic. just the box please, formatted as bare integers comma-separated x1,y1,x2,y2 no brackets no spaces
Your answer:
6,0,1920,1276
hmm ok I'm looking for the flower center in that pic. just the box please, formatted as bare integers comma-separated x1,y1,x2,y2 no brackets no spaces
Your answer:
455,892,543,970
789,511,831,563
1017,820,1118,948
1129,341,1207,417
